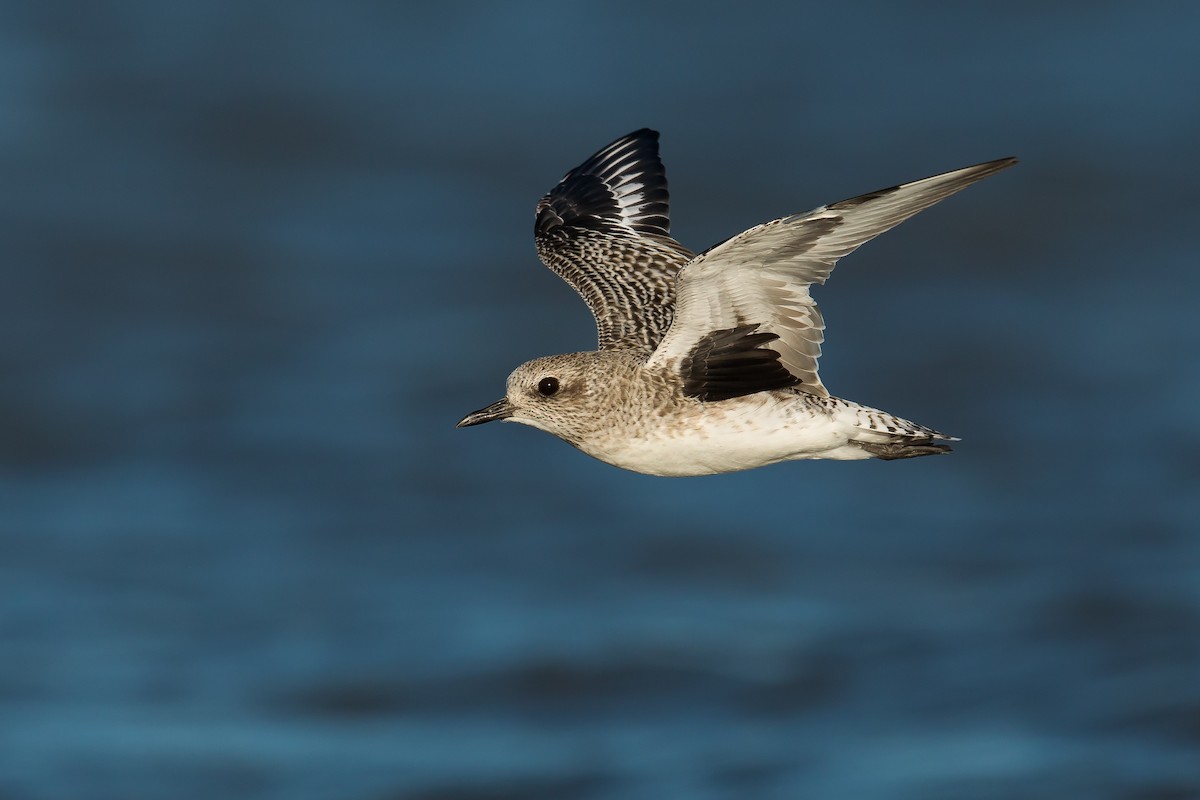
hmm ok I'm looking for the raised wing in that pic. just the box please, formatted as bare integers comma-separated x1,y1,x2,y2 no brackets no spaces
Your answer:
535,129,694,352
648,157,1018,398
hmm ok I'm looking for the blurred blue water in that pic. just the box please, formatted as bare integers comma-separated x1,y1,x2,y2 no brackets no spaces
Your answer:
1,3,1198,799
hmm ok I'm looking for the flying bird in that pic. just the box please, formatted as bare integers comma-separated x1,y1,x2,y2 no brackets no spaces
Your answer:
458,129,1015,476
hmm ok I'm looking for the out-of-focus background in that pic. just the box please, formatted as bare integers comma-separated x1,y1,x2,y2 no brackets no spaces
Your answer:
2,3,1197,799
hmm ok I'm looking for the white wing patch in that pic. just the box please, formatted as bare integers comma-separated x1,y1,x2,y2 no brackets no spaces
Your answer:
647,157,1017,397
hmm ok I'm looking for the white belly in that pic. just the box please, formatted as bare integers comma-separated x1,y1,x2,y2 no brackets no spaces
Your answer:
584,394,870,477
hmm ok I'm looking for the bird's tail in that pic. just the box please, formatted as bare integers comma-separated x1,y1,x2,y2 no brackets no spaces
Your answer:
857,439,953,460
839,400,957,460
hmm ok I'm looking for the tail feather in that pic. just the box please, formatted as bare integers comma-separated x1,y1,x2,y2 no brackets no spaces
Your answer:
859,439,953,460
824,396,957,460
845,403,956,460
847,403,956,442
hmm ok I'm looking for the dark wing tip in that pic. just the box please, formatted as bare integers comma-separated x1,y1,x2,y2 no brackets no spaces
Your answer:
826,155,1018,211
535,128,671,241
962,156,1019,179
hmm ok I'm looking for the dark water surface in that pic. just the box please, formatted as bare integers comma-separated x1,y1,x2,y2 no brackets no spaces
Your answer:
2,3,1198,798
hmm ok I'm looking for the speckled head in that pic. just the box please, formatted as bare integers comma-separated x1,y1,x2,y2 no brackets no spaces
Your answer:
456,352,627,443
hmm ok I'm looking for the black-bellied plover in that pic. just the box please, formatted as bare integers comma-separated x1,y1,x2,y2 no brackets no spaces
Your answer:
458,129,1015,476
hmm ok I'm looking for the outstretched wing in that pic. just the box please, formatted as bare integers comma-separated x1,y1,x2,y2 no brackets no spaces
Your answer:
647,157,1018,398
535,129,694,352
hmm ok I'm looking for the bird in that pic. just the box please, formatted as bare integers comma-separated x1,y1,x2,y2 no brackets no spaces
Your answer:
457,129,1015,477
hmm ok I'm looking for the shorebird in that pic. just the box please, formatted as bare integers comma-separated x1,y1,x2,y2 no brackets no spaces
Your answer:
457,129,1014,476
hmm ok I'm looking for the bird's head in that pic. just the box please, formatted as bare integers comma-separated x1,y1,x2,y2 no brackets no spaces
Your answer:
456,353,609,443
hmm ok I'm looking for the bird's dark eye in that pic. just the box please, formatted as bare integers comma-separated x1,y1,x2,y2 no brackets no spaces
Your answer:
537,377,559,396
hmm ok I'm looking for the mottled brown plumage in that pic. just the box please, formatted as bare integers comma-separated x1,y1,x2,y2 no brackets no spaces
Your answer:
534,129,692,352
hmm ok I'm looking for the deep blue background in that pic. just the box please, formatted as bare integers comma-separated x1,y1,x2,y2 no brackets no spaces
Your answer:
2,3,1197,799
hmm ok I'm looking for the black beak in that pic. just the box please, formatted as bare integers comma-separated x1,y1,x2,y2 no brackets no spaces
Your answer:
456,398,514,428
